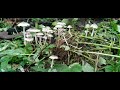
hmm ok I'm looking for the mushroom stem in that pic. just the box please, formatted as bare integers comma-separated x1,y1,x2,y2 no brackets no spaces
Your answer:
50,59,54,69
91,28,95,37
35,35,38,44
63,34,68,46
23,27,26,45
68,28,72,37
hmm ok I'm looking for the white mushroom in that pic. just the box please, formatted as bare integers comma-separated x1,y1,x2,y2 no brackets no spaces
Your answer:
55,24,63,28
47,33,53,43
42,36,48,45
90,23,98,37
24,38,34,42
85,30,89,36
24,38,34,45
26,28,40,44
67,25,72,37
26,28,40,32
90,23,98,29
25,32,32,38
36,33,44,45
49,55,58,69
57,22,66,26
85,24,90,29
17,22,30,45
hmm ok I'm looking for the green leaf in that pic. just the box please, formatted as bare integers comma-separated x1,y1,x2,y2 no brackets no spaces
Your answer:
0,56,11,71
31,64,45,72
105,65,114,72
52,21,58,26
117,25,120,33
98,57,106,65
82,63,94,72
54,64,70,72
69,63,82,72
62,19,69,24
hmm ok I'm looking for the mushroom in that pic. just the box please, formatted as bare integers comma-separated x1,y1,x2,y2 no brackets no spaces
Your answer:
36,32,44,45
25,32,32,38
67,25,72,37
49,55,58,69
17,22,30,45
85,30,89,36
90,23,98,37
42,36,48,45
85,24,90,29
24,38,34,45
57,22,66,26
26,28,40,44
47,33,53,43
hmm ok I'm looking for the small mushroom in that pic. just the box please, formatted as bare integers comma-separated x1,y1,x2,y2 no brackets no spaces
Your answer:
36,32,44,45
24,38,34,45
26,28,40,44
67,25,72,37
17,22,30,45
90,24,98,37
57,22,66,26
85,30,89,36
49,55,58,69
85,24,90,29
42,36,48,45
47,33,53,43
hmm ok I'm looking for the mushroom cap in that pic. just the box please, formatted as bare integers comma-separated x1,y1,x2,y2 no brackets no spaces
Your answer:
46,30,54,33
53,27,57,30
26,34,32,38
17,22,30,27
24,38,34,42
57,22,66,26
55,25,63,28
47,34,53,37
85,24,90,29
67,25,72,28
26,28,40,32
49,55,58,59
36,33,44,36
90,24,98,29
42,36,47,39
85,30,89,33
46,26,51,30
42,28,48,32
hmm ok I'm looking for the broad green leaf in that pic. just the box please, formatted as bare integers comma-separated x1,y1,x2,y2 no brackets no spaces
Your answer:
31,64,45,72
82,63,94,72
117,25,120,33
98,57,106,65
69,63,82,72
52,21,58,26
105,65,114,72
54,64,70,72
0,56,11,70
0,44,9,52
62,19,69,24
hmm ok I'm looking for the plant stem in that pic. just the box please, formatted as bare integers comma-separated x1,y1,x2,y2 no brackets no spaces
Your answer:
75,50,120,58
77,41,120,50
95,54,99,72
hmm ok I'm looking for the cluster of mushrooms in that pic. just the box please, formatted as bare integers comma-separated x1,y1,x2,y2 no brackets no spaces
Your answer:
84,23,98,37
17,22,73,46
17,21,73,71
